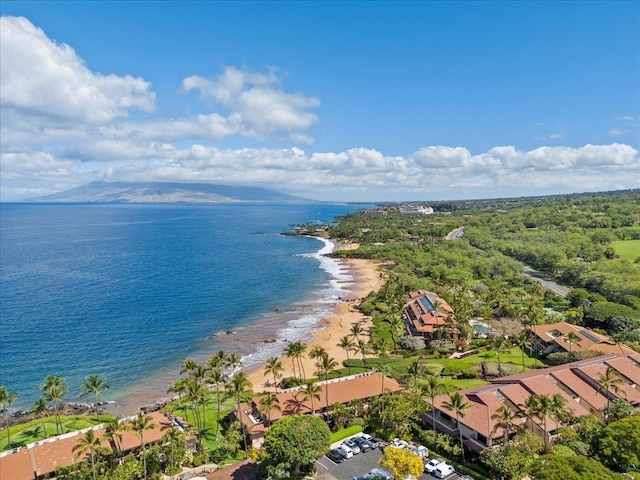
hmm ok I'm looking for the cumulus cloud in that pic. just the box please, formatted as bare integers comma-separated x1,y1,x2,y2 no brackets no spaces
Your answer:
181,66,320,140
0,16,155,124
3,142,637,201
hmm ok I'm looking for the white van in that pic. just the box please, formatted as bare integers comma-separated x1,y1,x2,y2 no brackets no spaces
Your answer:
433,463,455,478
337,445,354,459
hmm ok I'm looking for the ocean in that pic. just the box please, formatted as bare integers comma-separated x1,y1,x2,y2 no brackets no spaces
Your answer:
0,202,366,413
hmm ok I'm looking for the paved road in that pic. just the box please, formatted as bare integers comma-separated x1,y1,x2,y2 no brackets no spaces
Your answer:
317,447,463,480
445,227,465,241
522,266,570,297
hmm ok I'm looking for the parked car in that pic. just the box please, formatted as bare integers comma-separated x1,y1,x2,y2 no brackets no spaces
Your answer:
354,437,371,452
458,475,476,480
352,468,394,480
360,433,379,449
413,445,428,459
391,438,409,449
425,457,445,473
326,448,346,463
433,463,456,479
337,445,354,459
344,438,362,454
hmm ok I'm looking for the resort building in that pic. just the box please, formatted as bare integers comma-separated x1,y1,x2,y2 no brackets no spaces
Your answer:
531,321,636,356
422,353,640,454
234,372,403,447
0,411,178,480
403,291,458,341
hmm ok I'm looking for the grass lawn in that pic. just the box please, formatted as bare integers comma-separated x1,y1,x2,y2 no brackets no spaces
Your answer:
1,415,108,451
612,240,640,262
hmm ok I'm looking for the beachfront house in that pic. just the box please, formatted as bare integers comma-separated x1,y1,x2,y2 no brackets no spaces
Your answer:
422,353,640,454
234,372,403,447
403,291,459,341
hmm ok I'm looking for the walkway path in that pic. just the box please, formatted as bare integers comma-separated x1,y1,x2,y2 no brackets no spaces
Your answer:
445,226,465,240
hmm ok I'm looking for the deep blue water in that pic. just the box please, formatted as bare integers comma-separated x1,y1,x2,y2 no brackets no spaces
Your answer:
0,203,365,412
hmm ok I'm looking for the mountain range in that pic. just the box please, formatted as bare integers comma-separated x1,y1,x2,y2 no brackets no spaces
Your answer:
29,181,311,203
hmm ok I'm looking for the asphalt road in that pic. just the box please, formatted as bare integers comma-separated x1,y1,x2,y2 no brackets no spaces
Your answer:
317,447,463,480
522,266,570,297
445,227,465,241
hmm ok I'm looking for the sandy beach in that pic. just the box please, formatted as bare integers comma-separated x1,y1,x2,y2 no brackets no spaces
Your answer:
245,244,383,393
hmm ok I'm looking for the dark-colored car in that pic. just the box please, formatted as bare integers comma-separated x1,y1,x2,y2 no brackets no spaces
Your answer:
326,448,346,463
354,436,371,452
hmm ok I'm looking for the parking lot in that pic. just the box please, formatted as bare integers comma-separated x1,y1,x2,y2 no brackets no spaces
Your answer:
316,441,464,480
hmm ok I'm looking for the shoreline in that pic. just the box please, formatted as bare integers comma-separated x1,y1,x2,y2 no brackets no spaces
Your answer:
244,240,382,393
104,238,381,416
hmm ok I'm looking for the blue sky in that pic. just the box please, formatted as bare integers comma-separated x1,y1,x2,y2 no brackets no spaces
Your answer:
1,1,638,201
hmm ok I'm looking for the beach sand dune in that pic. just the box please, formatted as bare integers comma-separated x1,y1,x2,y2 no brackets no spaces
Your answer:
245,253,382,392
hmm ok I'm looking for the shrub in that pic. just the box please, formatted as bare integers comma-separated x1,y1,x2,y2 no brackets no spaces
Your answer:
399,335,426,351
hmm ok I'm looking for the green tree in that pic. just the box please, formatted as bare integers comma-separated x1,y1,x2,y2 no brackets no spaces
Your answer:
128,413,156,480
422,375,444,442
564,332,581,353
378,445,424,480
264,356,283,389
603,398,637,423
514,330,532,372
337,335,356,375
207,366,226,440
596,416,640,473
302,381,321,415
596,366,626,423
161,426,186,475
492,405,518,450
262,415,331,475
0,386,19,448
530,454,626,480
442,392,471,461
31,398,49,440
491,336,511,375
259,392,281,425
71,429,104,480
317,353,338,411
104,418,124,461
227,371,253,458
79,375,110,420
41,375,67,435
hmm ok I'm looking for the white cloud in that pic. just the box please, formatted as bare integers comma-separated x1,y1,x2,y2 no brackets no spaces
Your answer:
3,142,637,201
181,66,320,139
615,116,635,121
0,16,155,124
609,128,628,136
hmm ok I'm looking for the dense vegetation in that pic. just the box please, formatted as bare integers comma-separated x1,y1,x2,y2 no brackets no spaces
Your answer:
2,189,639,480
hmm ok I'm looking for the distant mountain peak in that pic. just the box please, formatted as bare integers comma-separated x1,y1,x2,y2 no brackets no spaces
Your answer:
28,181,311,203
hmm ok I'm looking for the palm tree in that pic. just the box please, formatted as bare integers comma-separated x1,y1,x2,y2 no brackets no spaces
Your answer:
526,393,570,452
384,314,404,350
0,387,19,448
79,375,110,420
104,418,124,461
422,375,443,442
161,426,184,474
227,372,253,458
317,354,338,412
356,338,369,366
491,336,510,376
564,331,581,353
292,341,308,380
491,405,517,449
225,353,243,375
183,378,206,449
309,345,327,374
72,429,104,480
259,392,281,425
207,350,228,370
31,398,49,440
442,392,471,461
302,380,322,414
208,367,226,440
337,335,356,375
596,366,626,423
180,359,199,376
514,331,532,372
406,360,426,408
264,356,283,390
284,342,299,381
350,323,363,345
41,375,67,435
128,413,156,480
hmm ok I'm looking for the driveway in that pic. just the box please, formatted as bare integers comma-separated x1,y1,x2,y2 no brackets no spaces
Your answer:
317,447,463,480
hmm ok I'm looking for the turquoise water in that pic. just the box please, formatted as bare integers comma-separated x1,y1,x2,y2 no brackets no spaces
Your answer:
0,203,365,412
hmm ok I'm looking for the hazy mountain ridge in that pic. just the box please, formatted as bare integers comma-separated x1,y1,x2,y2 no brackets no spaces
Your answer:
28,181,311,203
